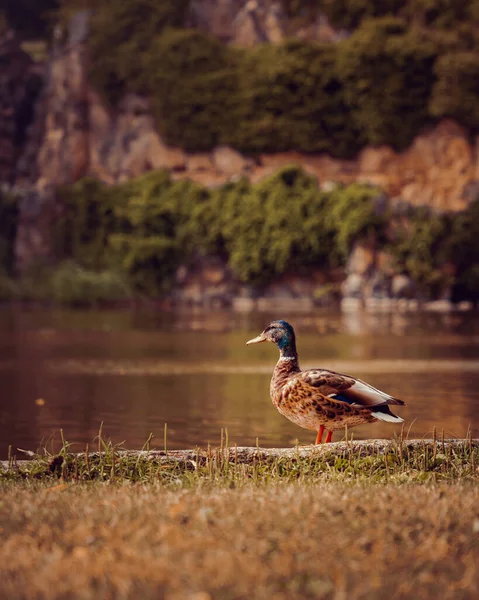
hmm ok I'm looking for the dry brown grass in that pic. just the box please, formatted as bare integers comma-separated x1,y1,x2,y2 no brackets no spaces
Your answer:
1,482,478,600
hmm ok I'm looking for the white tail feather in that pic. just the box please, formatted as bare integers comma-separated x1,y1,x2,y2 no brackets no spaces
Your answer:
372,411,404,423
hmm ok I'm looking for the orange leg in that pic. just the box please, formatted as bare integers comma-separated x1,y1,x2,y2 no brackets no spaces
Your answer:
315,425,325,445
325,430,333,443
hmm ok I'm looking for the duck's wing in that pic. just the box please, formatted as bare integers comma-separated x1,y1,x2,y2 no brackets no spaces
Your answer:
299,369,405,407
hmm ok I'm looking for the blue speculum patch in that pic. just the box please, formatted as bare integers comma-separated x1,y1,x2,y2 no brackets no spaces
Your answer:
331,393,355,404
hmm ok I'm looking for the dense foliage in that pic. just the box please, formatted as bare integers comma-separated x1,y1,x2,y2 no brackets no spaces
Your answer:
49,168,385,294
0,190,18,301
88,0,190,106
389,207,452,296
230,41,362,157
0,191,17,275
1,0,59,39
430,52,479,128
337,18,440,149
81,3,479,156
2,168,479,304
282,0,479,29
46,168,479,302
142,29,237,151
447,199,479,302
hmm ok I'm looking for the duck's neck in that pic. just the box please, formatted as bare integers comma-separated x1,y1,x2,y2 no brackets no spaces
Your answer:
275,341,300,376
275,354,300,374
278,333,297,359
271,352,300,403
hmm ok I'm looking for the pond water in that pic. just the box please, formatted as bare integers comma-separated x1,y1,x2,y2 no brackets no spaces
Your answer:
0,307,478,459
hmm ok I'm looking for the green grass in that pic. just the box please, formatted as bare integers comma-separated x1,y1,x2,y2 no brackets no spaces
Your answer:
0,262,132,306
2,428,478,487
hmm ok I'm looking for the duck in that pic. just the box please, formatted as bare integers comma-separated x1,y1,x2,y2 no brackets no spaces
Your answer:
246,320,405,444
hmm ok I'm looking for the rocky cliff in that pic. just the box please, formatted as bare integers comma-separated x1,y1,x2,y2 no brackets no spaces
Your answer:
0,31,42,187
186,0,346,45
2,7,479,308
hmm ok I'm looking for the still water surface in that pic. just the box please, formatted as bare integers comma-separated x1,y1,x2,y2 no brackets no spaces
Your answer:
1,308,478,459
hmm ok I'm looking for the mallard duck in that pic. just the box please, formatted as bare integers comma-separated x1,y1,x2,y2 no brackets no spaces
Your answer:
247,320,405,443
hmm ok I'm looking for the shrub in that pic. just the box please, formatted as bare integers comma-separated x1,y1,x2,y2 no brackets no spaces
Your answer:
48,261,131,306
108,172,210,294
88,0,190,105
2,0,58,39
282,1,407,29
326,184,388,258
403,0,472,28
231,40,362,157
143,29,237,151
390,199,479,301
0,269,18,301
0,190,18,275
337,17,439,149
218,166,336,283
389,207,452,296
54,177,121,269
81,3,479,157
319,0,406,29
15,261,130,305
50,169,479,300
52,168,386,290
430,52,479,129
447,198,479,302
204,167,383,284
282,0,479,29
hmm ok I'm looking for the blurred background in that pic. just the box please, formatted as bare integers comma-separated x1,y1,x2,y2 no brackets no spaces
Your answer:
1,1,479,456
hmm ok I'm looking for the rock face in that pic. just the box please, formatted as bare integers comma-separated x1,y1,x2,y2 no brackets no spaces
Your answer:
340,242,423,309
0,30,42,187
173,256,340,311
253,120,477,212
187,0,346,46
188,0,286,46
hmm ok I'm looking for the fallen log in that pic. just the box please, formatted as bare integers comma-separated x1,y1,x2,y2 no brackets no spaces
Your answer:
1,438,478,478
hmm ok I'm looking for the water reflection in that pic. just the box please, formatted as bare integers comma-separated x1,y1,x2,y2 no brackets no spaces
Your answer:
0,307,478,458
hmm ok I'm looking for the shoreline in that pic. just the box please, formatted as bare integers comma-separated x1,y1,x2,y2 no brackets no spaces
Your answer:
0,297,477,313
2,438,478,483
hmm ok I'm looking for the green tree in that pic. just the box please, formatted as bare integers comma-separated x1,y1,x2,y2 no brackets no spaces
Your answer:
447,199,479,302
390,207,451,296
430,52,479,129
54,178,121,269
144,29,237,151
3,0,59,39
337,17,439,149
88,0,190,105
0,190,18,274
232,40,362,156
108,172,209,293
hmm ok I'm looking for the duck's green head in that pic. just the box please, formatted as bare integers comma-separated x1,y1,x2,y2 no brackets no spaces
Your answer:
246,320,297,357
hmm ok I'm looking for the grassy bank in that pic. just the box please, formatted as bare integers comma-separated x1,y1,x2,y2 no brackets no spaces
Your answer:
2,436,478,486
0,482,478,599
